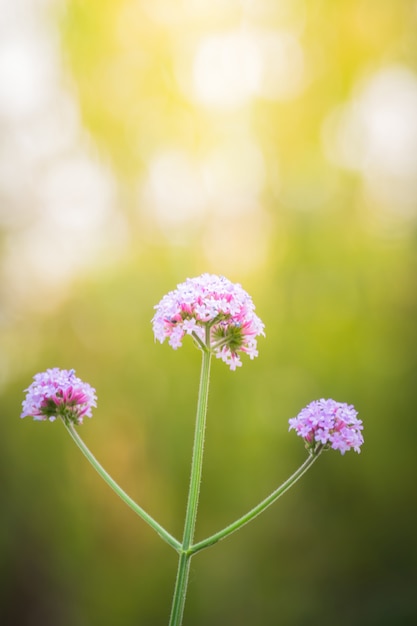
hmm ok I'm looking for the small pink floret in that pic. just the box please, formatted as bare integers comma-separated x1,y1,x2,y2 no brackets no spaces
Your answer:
152,273,265,371
289,398,363,454
21,368,97,425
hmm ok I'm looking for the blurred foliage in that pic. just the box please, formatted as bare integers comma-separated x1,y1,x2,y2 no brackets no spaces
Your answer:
1,1,417,625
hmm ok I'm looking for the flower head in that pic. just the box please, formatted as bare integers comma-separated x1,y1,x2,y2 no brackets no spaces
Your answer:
289,398,363,454
21,368,97,425
152,273,265,370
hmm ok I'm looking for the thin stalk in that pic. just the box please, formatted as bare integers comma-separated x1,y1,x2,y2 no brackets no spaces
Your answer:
168,552,192,626
190,446,324,555
169,347,212,626
182,347,212,549
63,420,181,552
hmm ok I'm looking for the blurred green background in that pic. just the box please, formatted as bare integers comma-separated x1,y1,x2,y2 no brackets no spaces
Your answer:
1,0,417,624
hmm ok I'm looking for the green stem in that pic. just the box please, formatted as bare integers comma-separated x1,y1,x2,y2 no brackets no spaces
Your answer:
182,348,212,549
190,446,324,555
63,420,181,552
169,347,212,626
169,552,192,626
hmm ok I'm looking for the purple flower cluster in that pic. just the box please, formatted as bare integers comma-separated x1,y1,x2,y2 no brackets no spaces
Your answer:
152,273,265,370
289,398,363,454
21,368,97,425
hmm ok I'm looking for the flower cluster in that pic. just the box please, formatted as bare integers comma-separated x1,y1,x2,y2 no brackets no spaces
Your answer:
21,368,97,425
289,398,363,454
152,273,265,370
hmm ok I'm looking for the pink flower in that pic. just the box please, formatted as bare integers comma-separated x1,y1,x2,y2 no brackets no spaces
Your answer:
152,274,265,370
289,399,363,454
21,368,97,425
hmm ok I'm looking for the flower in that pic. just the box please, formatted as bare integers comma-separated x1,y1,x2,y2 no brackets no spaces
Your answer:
152,273,265,370
21,368,97,425
289,398,363,454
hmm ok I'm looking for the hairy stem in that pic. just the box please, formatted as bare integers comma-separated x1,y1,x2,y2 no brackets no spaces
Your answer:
168,347,212,626
64,421,181,552
190,447,324,555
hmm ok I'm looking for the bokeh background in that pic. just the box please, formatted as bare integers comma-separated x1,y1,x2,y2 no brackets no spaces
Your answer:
1,0,417,624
